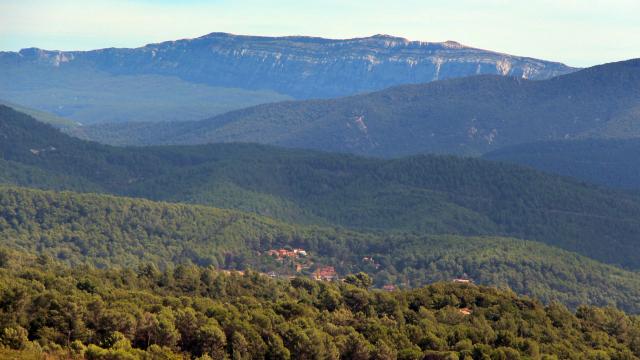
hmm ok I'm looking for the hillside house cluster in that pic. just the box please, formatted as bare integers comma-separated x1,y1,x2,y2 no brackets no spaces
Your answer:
220,267,404,292
313,266,337,281
267,248,308,260
382,284,397,292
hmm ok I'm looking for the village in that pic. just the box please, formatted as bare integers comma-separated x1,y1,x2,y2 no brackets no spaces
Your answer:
233,247,476,304
263,247,339,281
221,246,475,311
262,247,397,283
221,248,476,317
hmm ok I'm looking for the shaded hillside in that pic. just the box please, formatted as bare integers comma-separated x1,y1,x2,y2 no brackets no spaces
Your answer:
484,138,640,190
5,106,640,269
72,59,640,156
3,186,640,312
2,251,639,359
0,99,77,128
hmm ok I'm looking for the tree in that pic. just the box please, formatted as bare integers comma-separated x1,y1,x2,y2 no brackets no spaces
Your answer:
344,273,373,289
0,325,29,350
231,332,250,360
135,312,179,349
372,340,397,360
0,249,9,268
101,331,132,350
264,332,291,360
198,321,227,359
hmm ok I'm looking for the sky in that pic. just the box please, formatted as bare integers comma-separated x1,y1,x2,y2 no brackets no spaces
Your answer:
0,0,638,67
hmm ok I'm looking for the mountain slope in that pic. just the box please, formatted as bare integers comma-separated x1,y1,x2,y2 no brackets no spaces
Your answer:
73,59,640,156
3,185,640,313
483,138,640,190
0,99,77,127
4,106,640,269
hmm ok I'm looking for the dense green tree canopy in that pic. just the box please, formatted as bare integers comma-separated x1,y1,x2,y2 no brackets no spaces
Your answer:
1,250,640,359
1,186,640,313
4,106,640,270
484,138,640,190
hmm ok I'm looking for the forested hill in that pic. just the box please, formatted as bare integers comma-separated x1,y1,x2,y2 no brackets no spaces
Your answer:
1,250,639,359
70,58,640,157
3,185,640,313
483,138,640,190
4,105,640,269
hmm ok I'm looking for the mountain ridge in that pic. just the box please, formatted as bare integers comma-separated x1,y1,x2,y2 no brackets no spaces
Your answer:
0,32,577,104
70,58,640,156
8,32,570,69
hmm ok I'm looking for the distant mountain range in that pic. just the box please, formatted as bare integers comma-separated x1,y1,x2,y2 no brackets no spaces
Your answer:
5,105,640,270
0,32,576,124
71,59,640,157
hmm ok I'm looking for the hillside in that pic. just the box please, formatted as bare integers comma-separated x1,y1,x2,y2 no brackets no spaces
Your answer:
483,138,640,190
0,99,77,128
1,251,639,359
5,106,640,270
3,185,640,313
72,59,640,156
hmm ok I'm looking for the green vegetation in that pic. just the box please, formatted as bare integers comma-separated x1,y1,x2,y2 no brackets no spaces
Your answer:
0,159,99,191
0,185,293,269
4,105,640,270
2,185,640,313
71,59,640,157
0,249,639,359
5,105,640,316
484,138,640,190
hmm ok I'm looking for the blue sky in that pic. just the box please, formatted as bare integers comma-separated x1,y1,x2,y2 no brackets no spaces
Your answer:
0,0,638,67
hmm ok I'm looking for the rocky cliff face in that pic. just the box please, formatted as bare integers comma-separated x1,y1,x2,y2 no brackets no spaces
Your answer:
1,33,577,99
